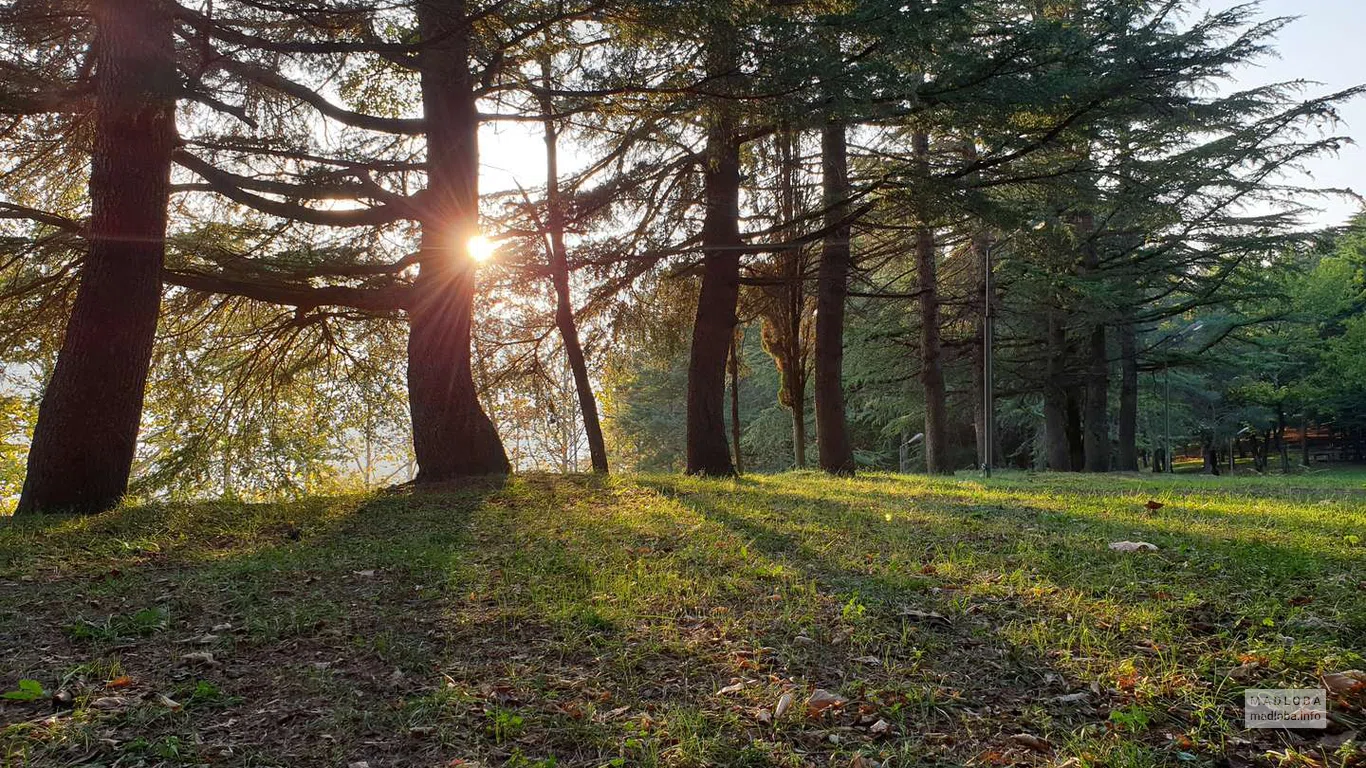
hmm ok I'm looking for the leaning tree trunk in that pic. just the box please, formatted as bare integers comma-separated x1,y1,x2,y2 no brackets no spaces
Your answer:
813,122,856,475
540,60,607,474
685,32,742,476
407,0,509,480
17,0,176,515
1116,320,1139,471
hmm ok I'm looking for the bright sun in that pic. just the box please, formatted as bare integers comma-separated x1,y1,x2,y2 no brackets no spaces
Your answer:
467,234,497,263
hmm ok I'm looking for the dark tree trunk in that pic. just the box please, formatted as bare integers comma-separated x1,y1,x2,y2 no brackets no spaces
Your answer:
540,61,607,474
1043,310,1073,472
1277,407,1289,472
790,373,807,469
685,35,742,476
913,133,951,475
1082,322,1109,472
1203,443,1221,475
1116,321,1139,471
17,0,176,515
1066,387,1086,471
784,140,807,471
970,232,996,470
407,0,509,480
813,122,855,475
729,333,743,475
971,329,987,468
772,130,807,470
1079,214,1108,473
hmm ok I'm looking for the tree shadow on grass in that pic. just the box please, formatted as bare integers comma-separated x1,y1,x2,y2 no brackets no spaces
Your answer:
636,474,1366,765
0,476,509,766
2,473,1361,768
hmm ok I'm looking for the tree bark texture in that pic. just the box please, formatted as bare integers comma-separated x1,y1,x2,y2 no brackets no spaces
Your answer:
18,0,177,515
814,122,856,475
407,0,510,480
685,27,742,476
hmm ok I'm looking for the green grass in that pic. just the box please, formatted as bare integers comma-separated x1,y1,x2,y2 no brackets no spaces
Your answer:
1,471,1363,767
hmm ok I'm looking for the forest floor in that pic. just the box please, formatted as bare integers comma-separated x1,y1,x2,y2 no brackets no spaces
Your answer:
1,472,1364,768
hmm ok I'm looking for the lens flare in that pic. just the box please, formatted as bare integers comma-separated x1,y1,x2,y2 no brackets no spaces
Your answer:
467,234,497,263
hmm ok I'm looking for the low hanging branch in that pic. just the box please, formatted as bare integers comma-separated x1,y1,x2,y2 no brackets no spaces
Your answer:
164,269,411,312
173,151,416,227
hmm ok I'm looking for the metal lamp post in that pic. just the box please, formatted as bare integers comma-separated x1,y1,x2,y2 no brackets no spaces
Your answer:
982,221,1046,478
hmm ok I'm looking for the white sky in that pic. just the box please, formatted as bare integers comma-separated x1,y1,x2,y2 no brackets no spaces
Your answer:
1198,0,1365,228
478,1,1365,230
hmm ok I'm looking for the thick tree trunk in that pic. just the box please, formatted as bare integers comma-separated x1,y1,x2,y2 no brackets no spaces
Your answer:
814,122,856,475
17,0,176,515
1116,321,1139,471
540,63,607,474
407,0,509,480
1043,311,1073,471
685,36,742,476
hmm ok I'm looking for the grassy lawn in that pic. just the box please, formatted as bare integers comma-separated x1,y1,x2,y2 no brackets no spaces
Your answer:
1,472,1364,767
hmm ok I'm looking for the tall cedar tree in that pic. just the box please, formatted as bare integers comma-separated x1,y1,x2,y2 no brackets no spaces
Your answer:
18,0,176,514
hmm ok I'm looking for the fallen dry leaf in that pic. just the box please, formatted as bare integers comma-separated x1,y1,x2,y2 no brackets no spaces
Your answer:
806,688,847,718
716,681,745,695
898,607,950,626
774,692,793,720
1011,733,1052,752
1324,670,1366,697
89,696,133,711
869,718,891,735
105,676,134,689
851,655,881,666
181,651,219,667
1108,541,1159,552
